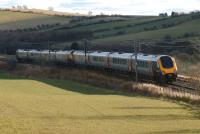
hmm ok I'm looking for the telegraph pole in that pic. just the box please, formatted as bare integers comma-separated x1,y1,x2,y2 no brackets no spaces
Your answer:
48,40,51,64
134,40,138,82
84,39,88,65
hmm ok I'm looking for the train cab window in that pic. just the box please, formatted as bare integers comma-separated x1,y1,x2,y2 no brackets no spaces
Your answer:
160,56,174,68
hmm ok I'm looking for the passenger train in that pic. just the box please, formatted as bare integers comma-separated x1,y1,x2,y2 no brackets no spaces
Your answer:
16,49,178,83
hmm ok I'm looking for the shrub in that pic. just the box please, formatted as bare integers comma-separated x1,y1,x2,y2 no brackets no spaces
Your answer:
70,42,79,50
163,34,173,42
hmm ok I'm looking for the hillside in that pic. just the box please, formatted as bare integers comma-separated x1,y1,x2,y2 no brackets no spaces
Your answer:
0,72,200,134
0,10,71,30
0,10,200,55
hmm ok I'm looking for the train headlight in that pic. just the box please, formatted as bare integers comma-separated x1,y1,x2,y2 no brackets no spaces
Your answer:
161,71,165,75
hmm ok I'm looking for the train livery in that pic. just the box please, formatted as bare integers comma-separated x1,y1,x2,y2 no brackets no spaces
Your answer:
16,49,178,82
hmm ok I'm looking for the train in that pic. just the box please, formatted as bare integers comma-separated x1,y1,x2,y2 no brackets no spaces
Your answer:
16,49,178,83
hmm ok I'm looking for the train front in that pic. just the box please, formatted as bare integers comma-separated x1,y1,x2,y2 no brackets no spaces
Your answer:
158,55,178,82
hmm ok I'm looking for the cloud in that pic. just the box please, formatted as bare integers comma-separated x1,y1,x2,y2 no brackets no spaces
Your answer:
0,0,200,15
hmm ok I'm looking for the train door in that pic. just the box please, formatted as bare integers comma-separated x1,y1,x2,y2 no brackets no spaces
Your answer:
152,61,160,81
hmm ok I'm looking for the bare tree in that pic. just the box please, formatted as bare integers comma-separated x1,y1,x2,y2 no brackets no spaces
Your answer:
88,10,93,16
48,6,54,11
23,5,28,9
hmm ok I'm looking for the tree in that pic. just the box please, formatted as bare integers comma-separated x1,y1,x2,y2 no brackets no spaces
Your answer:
88,10,93,16
17,5,22,9
23,5,28,9
171,11,179,17
48,6,54,11
70,42,79,50
163,34,173,42
159,13,168,17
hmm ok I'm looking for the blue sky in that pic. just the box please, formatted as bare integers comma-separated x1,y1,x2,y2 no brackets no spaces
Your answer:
0,0,200,15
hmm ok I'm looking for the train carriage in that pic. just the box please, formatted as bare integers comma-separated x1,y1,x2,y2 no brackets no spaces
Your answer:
27,50,41,62
49,51,56,62
87,51,110,68
55,51,71,64
40,50,50,62
72,51,86,65
108,52,133,72
135,54,157,76
16,49,28,61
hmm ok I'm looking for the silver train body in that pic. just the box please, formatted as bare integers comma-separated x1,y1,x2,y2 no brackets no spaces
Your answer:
16,49,178,82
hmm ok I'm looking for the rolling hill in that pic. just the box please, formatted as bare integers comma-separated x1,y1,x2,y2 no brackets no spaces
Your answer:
0,10,71,30
0,10,200,55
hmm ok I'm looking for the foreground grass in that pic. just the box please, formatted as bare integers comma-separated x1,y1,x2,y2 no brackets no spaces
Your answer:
0,72,200,134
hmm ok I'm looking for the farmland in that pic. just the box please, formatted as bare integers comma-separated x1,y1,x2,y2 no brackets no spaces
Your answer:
0,72,200,134
1,10,200,52
0,11,71,30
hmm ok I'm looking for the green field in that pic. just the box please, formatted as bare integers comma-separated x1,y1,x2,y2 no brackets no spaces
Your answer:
0,72,200,134
94,19,200,43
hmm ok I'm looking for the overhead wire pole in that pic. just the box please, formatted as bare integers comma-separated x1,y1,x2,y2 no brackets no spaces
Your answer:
134,40,139,82
48,40,51,64
84,39,88,65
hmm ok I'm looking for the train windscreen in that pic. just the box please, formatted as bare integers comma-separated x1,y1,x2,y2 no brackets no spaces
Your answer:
160,56,174,68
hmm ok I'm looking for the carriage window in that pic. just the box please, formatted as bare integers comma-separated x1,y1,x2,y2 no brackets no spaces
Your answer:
93,56,104,62
137,61,148,68
160,56,174,68
112,58,127,65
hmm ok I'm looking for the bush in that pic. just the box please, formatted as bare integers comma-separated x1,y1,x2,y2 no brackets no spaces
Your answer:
70,42,79,50
183,32,195,38
115,31,126,35
163,34,173,42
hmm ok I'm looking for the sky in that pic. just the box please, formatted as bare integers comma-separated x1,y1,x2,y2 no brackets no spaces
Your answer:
0,0,200,15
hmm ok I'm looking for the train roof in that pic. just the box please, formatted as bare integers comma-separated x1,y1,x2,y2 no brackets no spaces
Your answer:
137,54,159,61
89,51,110,56
109,52,133,59
56,50,72,55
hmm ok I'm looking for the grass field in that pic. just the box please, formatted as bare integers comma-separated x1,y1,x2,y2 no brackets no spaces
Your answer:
94,18,200,43
0,11,71,30
0,72,200,134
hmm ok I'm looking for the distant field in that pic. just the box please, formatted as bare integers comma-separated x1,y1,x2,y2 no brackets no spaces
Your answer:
94,18,200,43
0,11,71,30
0,72,199,134
1,10,200,45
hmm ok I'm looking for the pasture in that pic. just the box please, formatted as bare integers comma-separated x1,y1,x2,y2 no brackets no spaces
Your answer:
0,72,200,134
0,11,71,30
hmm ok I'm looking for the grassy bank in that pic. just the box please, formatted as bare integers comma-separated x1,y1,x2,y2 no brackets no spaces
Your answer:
0,72,200,134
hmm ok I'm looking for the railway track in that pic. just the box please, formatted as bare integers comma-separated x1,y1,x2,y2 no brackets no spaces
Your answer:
165,77,200,95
